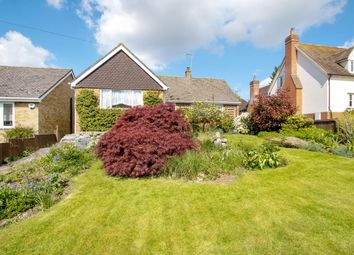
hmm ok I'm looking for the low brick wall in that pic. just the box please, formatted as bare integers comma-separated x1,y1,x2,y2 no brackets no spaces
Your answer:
314,120,337,132
0,134,57,162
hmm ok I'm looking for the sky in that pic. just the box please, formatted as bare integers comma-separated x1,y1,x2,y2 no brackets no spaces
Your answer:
0,0,353,100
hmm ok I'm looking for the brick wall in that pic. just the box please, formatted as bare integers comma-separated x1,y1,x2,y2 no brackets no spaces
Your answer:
38,75,74,140
0,102,39,143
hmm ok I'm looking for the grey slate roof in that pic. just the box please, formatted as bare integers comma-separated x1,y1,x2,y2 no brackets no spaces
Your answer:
239,98,248,112
0,66,71,99
160,76,240,105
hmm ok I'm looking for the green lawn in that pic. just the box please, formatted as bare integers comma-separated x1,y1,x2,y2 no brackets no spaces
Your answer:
0,135,353,254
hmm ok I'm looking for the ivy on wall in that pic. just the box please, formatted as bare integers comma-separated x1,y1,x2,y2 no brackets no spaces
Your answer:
76,89,121,132
143,91,163,106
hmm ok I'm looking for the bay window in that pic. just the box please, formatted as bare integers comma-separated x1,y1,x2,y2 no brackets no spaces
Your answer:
0,102,15,128
100,89,143,109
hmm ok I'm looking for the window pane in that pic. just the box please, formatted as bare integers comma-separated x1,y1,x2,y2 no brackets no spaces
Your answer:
112,90,121,106
132,91,142,106
110,90,143,107
101,89,111,108
3,104,13,126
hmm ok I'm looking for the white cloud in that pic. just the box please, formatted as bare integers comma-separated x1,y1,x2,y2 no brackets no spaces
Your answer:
46,0,65,10
0,31,54,67
342,38,354,48
77,0,346,70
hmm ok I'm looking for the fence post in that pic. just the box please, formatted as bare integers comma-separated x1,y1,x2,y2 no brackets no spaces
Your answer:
54,125,59,142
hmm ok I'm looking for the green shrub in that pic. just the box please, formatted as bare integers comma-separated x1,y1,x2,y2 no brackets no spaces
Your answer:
0,145,93,220
0,185,37,220
239,142,286,170
330,145,353,158
40,144,93,176
76,89,121,131
184,103,222,132
281,127,339,151
163,138,286,179
4,127,34,139
143,91,163,106
281,115,314,131
257,131,283,138
337,110,354,152
220,114,234,133
304,142,326,153
163,145,241,180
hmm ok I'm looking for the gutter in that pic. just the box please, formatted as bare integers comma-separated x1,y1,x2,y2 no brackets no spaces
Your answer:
167,100,241,105
0,97,40,102
328,74,332,118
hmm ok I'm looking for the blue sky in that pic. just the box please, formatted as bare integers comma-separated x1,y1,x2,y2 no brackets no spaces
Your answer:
0,0,353,99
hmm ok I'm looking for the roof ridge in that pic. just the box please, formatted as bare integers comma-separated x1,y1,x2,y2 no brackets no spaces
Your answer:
159,75,226,81
0,65,71,70
299,42,348,50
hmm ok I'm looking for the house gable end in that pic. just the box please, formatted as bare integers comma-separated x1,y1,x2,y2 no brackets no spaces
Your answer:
71,45,167,90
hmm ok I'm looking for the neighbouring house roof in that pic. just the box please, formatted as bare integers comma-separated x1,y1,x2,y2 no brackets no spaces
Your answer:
71,44,167,91
296,43,354,77
159,76,240,105
239,98,248,112
259,85,271,96
0,66,73,101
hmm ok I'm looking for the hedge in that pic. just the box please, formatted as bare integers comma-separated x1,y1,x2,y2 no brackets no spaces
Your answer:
76,89,121,132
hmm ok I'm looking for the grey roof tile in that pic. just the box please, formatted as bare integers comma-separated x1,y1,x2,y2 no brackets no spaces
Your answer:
0,66,71,98
160,76,239,104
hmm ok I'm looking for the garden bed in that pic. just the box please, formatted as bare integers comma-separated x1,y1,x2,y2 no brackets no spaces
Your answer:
0,134,353,254
0,144,93,223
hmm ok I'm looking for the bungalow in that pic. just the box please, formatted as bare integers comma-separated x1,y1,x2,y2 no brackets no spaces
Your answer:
160,68,240,117
248,29,354,120
0,66,74,142
71,44,240,132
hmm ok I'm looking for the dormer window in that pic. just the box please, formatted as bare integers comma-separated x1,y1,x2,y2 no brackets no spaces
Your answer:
350,60,354,73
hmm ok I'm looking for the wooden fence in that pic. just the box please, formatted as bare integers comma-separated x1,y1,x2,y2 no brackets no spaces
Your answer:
314,120,337,132
0,134,57,163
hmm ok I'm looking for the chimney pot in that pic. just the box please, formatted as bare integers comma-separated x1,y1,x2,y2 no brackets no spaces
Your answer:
185,67,191,78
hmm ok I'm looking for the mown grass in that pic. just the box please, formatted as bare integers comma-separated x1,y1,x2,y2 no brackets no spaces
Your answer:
0,135,353,254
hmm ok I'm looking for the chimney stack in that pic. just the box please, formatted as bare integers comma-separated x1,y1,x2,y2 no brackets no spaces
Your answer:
285,27,299,76
249,75,260,103
185,67,191,78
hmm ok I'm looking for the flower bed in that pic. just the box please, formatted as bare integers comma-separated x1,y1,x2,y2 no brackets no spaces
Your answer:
0,144,93,221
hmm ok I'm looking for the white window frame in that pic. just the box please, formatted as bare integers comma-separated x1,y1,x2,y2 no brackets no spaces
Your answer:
350,60,354,73
216,104,224,111
99,89,143,109
0,102,15,129
349,93,354,108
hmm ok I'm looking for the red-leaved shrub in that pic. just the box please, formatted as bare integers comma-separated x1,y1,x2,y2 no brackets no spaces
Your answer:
250,90,296,133
96,103,196,177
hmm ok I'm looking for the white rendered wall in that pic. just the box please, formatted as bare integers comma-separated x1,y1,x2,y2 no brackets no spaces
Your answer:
269,64,285,95
297,51,328,114
330,76,354,112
